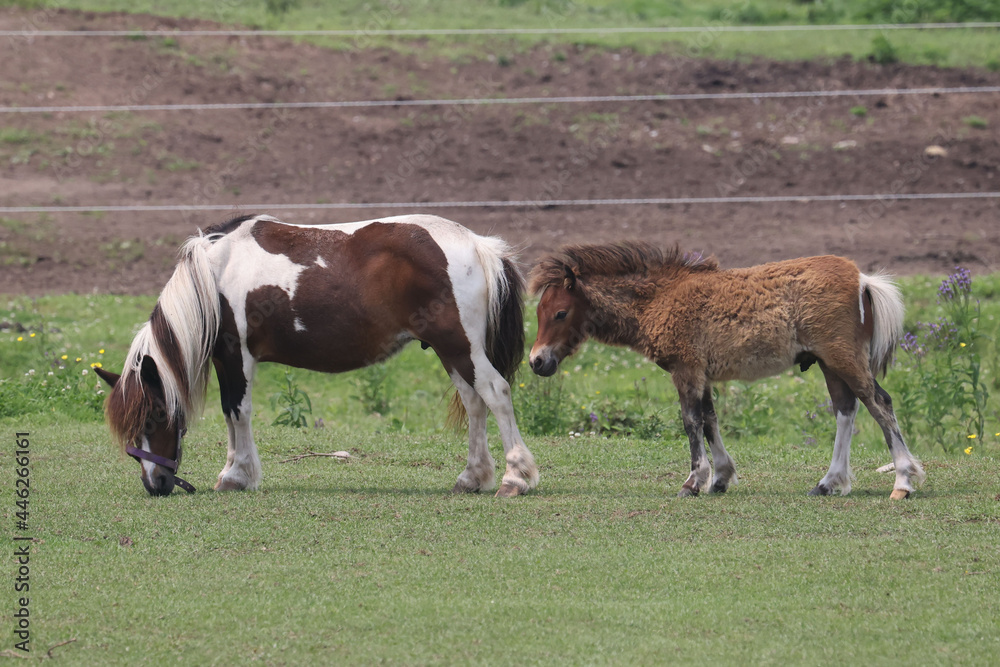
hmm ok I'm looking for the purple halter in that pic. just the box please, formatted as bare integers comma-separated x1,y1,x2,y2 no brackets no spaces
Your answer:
126,445,196,494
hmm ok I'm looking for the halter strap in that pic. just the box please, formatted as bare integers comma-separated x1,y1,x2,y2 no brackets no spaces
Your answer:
126,445,196,494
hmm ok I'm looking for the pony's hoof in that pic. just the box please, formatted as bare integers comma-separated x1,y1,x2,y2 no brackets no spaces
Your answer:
495,481,526,498
677,486,700,498
710,482,728,494
214,478,246,491
451,482,480,494
808,484,832,496
889,488,911,500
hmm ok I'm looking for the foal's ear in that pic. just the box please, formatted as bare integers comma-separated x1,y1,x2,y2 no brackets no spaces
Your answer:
139,355,166,402
94,367,121,388
563,265,578,290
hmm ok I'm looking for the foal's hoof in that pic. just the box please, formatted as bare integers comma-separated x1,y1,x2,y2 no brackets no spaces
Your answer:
889,488,911,500
214,479,246,491
677,486,700,498
495,481,526,498
451,482,481,494
710,481,729,494
807,484,833,496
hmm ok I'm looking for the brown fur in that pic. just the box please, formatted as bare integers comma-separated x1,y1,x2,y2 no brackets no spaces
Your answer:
529,242,922,498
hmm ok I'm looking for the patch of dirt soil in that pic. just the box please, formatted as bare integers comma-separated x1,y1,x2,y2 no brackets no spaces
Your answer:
1,8,999,295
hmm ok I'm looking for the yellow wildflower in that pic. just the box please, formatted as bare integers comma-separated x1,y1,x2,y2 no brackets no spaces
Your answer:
967,434,977,439
17,336,23,342
518,383,525,388
90,362,103,369
964,446,973,455
75,357,82,362
29,333,36,338
99,349,105,354
61,354,68,360
960,342,966,348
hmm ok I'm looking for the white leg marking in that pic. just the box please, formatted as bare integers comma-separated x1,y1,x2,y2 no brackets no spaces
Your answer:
450,372,496,492
705,417,737,491
216,372,262,491
818,402,858,495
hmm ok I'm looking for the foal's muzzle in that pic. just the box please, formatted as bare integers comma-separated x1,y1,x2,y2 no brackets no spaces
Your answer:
529,352,559,377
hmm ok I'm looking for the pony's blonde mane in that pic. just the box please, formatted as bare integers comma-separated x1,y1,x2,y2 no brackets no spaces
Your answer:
106,235,220,449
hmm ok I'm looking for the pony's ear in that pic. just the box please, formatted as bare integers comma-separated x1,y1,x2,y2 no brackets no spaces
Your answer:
94,367,120,388
563,265,578,290
139,355,166,402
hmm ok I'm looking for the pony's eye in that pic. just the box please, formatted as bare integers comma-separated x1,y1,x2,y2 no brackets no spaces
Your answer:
554,311,568,321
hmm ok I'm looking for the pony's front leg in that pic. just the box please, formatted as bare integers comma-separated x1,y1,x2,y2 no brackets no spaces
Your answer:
674,377,711,497
702,386,737,493
213,359,262,492
450,373,496,493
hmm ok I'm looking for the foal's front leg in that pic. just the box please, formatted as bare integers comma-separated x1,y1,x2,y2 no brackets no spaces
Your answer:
702,386,737,493
674,377,711,497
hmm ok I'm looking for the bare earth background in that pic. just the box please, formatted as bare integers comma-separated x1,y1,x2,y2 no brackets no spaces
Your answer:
1,8,998,296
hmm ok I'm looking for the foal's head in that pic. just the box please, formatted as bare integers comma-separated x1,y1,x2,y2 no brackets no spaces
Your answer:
96,356,186,496
528,264,593,377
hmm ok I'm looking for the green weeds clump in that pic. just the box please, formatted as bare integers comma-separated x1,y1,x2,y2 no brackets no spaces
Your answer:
269,371,313,428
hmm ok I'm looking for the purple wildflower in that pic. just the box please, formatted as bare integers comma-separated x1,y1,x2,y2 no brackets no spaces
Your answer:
938,266,972,301
900,331,925,357
589,412,599,423
923,317,958,349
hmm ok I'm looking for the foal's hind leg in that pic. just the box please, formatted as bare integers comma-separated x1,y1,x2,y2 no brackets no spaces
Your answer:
449,374,496,493
702,386,738,493
860,380,925,499
809,365,859,496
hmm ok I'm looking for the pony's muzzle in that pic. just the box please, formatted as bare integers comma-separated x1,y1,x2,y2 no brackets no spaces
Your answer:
529,351,559,377
141,469,176,496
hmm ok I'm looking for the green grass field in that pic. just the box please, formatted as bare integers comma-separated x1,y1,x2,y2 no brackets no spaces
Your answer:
2,271,999,663
5,0,1000,67
3,419,999,664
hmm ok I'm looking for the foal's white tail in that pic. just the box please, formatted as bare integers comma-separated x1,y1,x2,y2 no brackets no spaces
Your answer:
860,271,904,377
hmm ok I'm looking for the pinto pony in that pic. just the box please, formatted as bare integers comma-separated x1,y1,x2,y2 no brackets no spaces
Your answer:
96,214,538,497
528,242,925,500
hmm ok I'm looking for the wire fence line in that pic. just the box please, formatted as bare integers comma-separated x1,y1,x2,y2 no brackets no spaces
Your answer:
4,23,1000,38
2,192,998,215
4,86,1000,115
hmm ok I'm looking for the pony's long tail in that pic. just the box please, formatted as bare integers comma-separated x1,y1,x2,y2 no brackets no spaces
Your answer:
122,234,220,423
860,271,905,378
447,237,525,427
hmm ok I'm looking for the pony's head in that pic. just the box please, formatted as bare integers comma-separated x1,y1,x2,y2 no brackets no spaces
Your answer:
527,256,594,377
96,356,187,496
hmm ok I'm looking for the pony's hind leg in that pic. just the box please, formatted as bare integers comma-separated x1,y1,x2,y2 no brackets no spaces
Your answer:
702,386,737,493
449,374,496,493
862,380,925,499
809,365,859,496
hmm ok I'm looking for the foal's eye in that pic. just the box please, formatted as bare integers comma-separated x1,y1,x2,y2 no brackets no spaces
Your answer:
554,311,568,321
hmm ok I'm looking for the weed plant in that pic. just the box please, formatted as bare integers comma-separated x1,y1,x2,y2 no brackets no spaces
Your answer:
269,371,313,428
